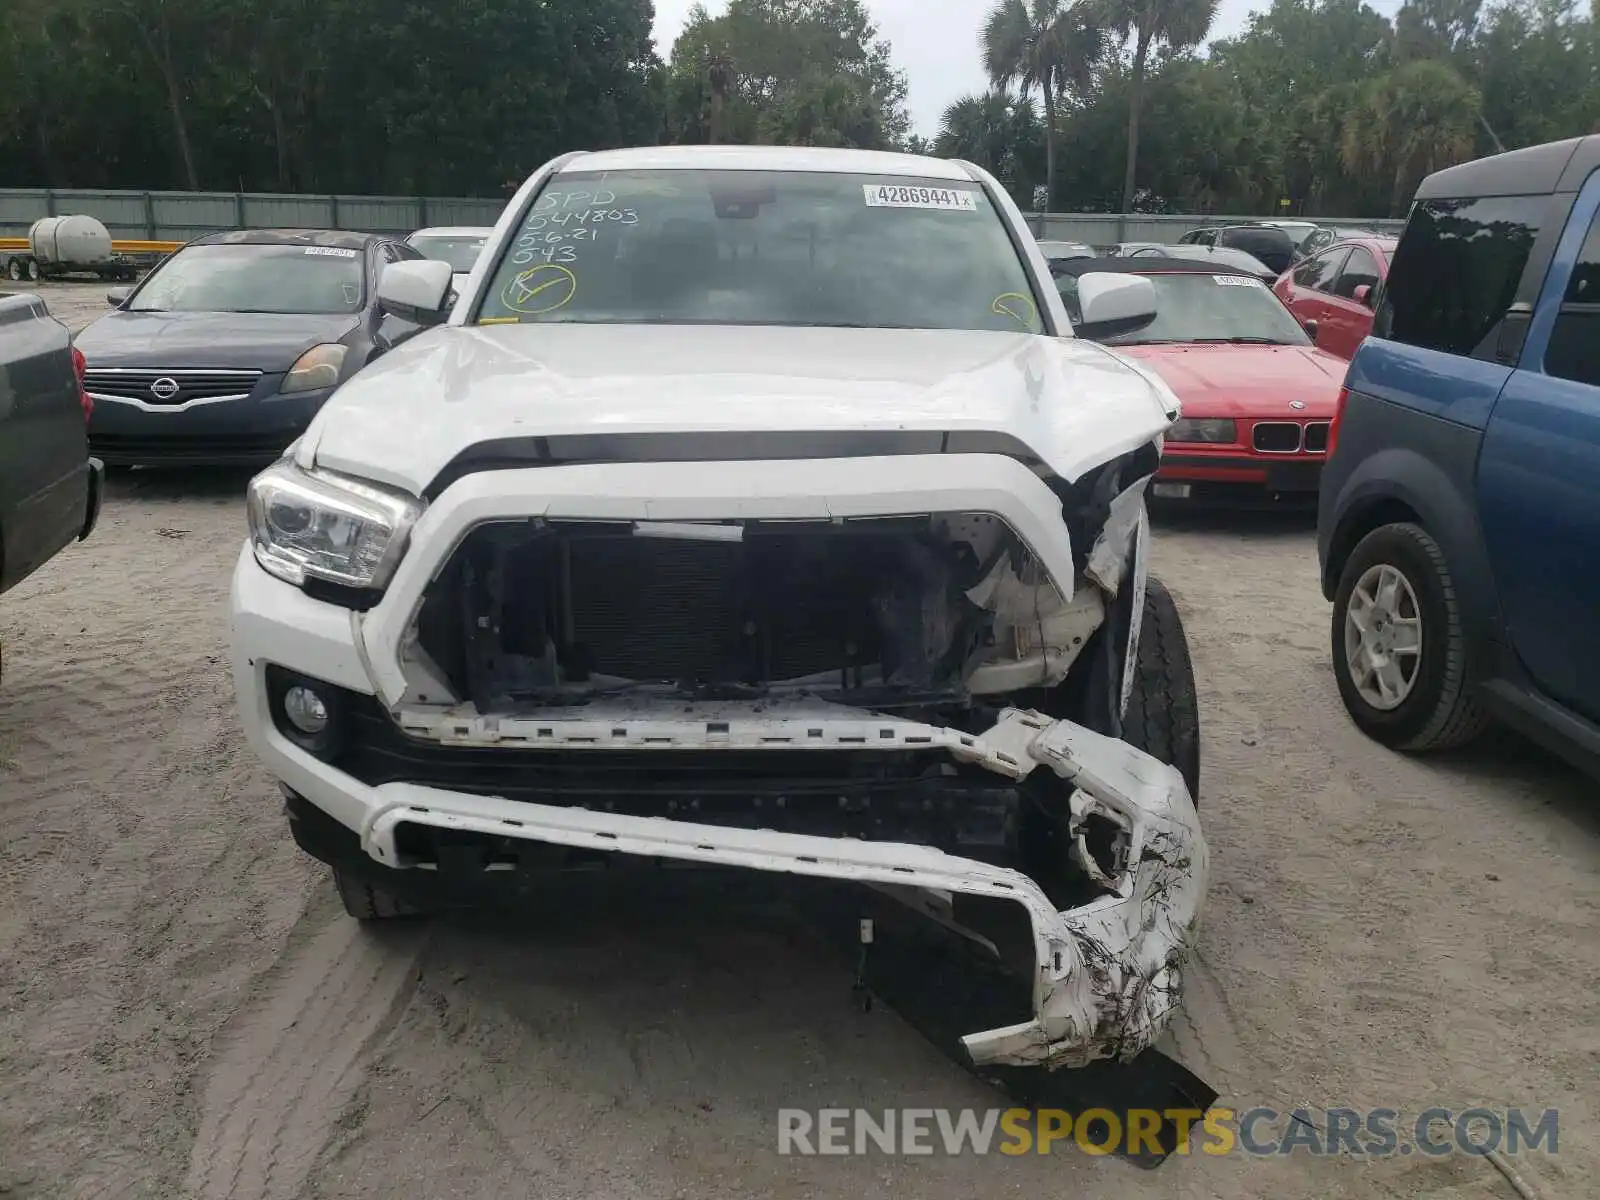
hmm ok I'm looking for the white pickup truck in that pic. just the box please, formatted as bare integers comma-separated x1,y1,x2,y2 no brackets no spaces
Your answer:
229,145,1207,1075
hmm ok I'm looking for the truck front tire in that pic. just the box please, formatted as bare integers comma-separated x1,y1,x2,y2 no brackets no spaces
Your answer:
1122,577,1202,805
333,866,428,921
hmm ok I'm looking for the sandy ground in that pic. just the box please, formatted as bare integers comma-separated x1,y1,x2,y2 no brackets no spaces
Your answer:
1,281,1596,1199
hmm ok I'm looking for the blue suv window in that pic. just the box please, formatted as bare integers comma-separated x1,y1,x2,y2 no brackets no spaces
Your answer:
1546,210,1600,386
1377,196,1544,358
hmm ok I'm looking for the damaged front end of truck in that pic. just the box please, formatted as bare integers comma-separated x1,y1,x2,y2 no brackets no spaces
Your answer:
295,443,1212,1077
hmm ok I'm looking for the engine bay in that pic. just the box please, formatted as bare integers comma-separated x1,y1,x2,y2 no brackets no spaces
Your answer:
409,513,1104,712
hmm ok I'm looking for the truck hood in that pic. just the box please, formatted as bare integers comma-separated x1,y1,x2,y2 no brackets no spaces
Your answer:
303,324,1180,494
1114,343,1344,419
73,310,360,372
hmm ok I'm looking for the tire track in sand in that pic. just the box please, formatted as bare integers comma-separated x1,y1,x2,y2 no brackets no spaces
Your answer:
183,898,428,1200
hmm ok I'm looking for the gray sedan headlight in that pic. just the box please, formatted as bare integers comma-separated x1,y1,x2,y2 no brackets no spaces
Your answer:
1167,417,1238,444
247,460,423,591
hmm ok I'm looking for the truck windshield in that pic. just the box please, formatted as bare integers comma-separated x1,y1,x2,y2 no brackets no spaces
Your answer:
129,244,365,315
476,169,1044,334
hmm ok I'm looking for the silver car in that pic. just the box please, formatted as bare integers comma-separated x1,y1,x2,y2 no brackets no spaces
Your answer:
403,226,493,293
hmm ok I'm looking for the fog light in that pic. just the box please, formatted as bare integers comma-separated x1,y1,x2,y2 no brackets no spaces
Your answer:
283,685,330,735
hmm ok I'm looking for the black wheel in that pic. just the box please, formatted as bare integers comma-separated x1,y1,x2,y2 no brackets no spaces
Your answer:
1331,522,1488,751
333,865,428,921
23,257,40,282
5,257,22,282
1122,576,1202,804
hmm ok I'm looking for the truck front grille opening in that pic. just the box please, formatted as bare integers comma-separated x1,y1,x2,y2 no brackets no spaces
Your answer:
412,515,1042,709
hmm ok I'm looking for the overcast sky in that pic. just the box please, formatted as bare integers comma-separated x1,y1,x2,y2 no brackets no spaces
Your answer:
651,0,1405,137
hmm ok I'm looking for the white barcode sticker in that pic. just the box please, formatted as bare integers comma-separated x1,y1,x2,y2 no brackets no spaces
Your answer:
1213,273,1263,286
305,246,358,257
863,184,978,211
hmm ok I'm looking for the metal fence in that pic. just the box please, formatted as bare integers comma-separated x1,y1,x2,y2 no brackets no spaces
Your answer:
1026,212,1407,246
0,186,1406,246
0,188,508,242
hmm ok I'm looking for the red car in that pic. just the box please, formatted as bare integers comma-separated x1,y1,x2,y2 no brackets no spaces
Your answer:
1272,236,1396,360
1055,257,1346,502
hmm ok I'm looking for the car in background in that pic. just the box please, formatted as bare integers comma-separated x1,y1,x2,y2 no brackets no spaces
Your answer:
1177,223,1295,275
1110,241,1278,283
1297,224,1388,258
404,226,492,293
1319,134,1600,779
75,229,434,467
1260,219,1320,256
1035,238,1095,266
0,291,102,678
1056,257,1343,503
1273,236,1396,359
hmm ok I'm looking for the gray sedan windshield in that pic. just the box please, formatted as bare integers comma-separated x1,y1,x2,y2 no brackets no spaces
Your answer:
129,244,365,315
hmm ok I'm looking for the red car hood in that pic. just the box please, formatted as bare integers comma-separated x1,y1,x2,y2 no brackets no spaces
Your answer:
1112,343,1344,419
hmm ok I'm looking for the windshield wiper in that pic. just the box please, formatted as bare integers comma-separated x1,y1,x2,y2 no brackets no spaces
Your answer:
1189,336,1290,345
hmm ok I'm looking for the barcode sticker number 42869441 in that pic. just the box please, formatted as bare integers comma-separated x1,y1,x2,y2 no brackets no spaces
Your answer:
863,184,977,211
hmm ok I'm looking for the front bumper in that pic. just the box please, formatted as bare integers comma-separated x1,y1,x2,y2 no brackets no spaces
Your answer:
1157,450,1324,500
231,533,1208,1071
88,382,333,466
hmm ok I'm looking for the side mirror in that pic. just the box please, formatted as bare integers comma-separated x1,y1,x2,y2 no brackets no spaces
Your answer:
1302,318,1320,342
106,287,130,307
1073,272,1158,341
376,259,454,326
1352,284,1373,307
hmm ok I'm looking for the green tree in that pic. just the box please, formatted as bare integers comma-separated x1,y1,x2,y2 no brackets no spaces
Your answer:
1100,0,1219,213
1341,57,1481,214
935,90,1045,205
981,0,1102,210
665,0,909,149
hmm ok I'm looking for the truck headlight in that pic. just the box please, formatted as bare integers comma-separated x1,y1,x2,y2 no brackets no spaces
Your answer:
247,460,423,591
1167,417,1238,444
281,344,348,393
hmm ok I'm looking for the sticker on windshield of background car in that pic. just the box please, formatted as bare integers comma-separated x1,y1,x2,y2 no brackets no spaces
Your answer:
1213,274,1263,286
304,247,358,257
499,263,576,316
863,184,977,211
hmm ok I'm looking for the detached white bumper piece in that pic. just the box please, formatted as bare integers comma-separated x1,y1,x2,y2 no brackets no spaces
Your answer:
362,709,1205,1070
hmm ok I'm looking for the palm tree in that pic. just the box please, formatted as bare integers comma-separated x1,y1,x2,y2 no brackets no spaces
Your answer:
707,49,736,144
981,0,1102,211
1341,59,1481,217
936,92,1017,173
1103,0,1218,214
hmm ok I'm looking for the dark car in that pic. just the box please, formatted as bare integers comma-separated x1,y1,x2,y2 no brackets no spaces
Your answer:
76,229,431,466
1179,224,1296,276
0,291,103,677
1119,242,1279,283
1318,135,1600,779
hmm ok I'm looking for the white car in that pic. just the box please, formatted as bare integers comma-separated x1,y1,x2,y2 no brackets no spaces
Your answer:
402,225,493,293
230,145,1208,1074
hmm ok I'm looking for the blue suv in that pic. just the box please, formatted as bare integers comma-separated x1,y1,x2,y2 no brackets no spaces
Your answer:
1318,135,1600,779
